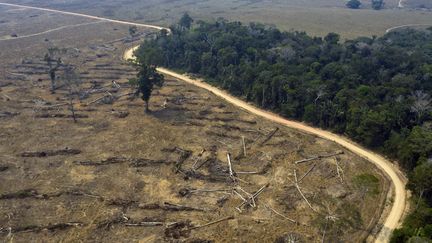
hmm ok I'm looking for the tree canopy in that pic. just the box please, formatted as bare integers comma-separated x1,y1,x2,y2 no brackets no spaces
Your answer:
346,0,362,9
136,17,432,241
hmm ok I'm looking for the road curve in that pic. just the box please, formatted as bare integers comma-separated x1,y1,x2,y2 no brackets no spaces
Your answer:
386,24,431,33
129,48,406,243
1,2,407,242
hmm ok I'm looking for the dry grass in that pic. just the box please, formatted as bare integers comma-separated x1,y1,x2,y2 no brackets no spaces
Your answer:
2,0,431,39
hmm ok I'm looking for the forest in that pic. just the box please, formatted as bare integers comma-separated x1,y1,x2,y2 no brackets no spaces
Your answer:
135,15,432,242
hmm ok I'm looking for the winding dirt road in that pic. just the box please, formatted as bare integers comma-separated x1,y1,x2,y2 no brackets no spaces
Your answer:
386,23,431,33
0,2,407,242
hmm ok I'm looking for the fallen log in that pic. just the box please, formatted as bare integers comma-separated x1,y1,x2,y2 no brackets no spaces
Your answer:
0,111,19,118
259,127,279,146
294,151,344,164
130,158,173,167
236,184,269,212
34,113,89,119
264,204,297,224
138,202,207,212
189,216,235,230
21,148,81,157
0,222,84,234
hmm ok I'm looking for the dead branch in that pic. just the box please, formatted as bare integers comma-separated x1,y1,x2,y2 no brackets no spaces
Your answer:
86,91,114,105
334,158,344,183
264,204,297,224
226,153,235,177
242,136,247,156
138,202,207,212
236,183,269,212
294,150,344,164
189,216,235,230
124,222,164,227
259,127,279,146
179,187,231,197
74,157,126,166
294,170,316,212
297,164,316,183
236,162,272,175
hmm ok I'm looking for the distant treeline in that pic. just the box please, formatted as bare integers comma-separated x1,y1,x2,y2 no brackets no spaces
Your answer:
135,16,432,242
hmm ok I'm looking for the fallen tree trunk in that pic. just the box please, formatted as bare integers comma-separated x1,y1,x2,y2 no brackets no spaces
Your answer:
21,148,81,157
294,151,344,164
0,222,84,234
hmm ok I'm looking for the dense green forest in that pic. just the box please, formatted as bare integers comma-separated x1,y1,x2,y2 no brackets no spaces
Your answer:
135,15,432,242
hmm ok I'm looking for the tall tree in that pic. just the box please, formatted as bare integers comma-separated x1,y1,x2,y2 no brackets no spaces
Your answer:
129,64,164,113
179,13,193,30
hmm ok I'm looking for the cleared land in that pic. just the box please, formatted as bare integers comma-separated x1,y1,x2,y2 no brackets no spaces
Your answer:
0,7,392,243
1,0,431,39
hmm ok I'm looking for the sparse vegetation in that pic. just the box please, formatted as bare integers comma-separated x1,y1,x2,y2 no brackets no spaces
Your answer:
352,173,380,196
44,47,65,93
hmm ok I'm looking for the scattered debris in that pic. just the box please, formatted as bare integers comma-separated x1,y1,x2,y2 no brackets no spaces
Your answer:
236,184,269,212
164,220,193,239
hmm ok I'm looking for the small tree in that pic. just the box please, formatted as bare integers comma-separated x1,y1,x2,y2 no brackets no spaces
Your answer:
63,65,82,122
346,0,361,9
44,47,65,93
371,0,385,10
129,25,138,37
129,63,164,113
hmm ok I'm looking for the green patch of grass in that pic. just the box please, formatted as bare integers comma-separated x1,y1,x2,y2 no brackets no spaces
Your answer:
352,173,380,195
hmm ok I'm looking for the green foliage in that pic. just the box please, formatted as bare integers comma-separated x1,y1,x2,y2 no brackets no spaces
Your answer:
372,0,385,10
346,0,361,9
137,18,432,238
129,25,138,36
129,63,164,112
352,173,380,195
179,12,193,29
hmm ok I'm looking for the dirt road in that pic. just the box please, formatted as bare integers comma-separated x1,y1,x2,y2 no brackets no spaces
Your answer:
0,20,105,41
126,46,407,243
1,2,407,242
386,23,431,33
